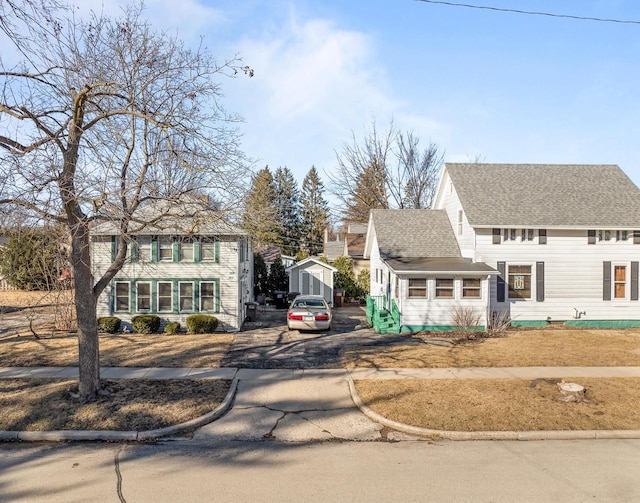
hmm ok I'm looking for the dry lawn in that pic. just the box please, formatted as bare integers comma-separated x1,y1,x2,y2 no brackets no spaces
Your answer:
355,377,640,431
342,328,640,368
0,333,234,367
0,378,231,431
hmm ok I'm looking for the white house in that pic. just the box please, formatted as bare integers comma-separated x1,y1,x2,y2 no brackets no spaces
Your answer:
433,163,640,328
364,209,497,332
91,204,253,332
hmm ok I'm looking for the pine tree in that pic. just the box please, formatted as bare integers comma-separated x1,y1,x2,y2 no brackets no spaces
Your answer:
273,167,301,256
300,167,330,256
267,255,289,295
242,166,280,245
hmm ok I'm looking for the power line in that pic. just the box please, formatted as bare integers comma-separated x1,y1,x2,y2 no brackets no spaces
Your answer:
415,0,640,25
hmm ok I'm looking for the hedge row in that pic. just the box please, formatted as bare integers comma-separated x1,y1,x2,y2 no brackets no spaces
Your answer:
97,315,219,334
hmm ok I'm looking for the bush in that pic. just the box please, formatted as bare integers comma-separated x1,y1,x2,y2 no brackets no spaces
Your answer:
163,321,181,334
186,314,219,334
131,315,161,334
450,305,482,337
98,316,121,334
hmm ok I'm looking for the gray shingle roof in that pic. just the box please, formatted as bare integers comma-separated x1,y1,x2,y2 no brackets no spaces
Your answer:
385,257,497,274
323,240,345,260
445,163,640,228
371,209,461,259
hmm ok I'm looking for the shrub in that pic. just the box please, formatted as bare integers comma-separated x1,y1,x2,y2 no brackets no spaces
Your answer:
450,305,482,337
163,321,181,334
186,314,219,334
131,314,161,334
98,316,121,334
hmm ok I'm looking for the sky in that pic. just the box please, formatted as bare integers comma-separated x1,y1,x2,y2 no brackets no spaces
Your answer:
14,1,640,209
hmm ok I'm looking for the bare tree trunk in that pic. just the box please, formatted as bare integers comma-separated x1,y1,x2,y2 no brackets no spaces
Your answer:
71,222,100,398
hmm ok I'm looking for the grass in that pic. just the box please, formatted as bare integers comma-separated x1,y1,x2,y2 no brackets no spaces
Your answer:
341,328,640,368
355,377,640,432
0,378,231,431
0,333,234,368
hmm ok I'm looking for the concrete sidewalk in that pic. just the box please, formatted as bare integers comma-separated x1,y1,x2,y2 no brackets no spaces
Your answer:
2,365,640,380
3,366,640,442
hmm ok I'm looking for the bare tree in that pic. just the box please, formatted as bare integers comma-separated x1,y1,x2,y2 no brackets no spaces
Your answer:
0,0,251,399
328,120,444,222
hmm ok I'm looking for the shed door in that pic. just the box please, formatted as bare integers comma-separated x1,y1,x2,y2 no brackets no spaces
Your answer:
300,270,324,296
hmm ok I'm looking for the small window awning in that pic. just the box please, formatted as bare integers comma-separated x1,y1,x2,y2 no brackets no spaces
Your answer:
384,257,498,275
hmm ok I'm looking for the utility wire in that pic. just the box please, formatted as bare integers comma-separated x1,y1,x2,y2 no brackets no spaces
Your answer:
415,0,640,25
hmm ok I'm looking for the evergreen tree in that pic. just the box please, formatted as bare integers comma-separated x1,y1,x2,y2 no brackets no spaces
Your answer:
299,166,330,256
242,166,280,245
267,255,289,294
253,252,268,296
0,226,67,291
274,167,301,256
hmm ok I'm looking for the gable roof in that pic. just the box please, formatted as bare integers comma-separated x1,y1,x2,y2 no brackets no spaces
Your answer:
368,209,461,259
91,200,246,236
323,239,345,260
445,163,640,228
345,232,366,258
286,257,337,273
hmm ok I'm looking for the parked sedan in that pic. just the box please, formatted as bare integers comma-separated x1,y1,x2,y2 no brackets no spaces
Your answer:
287,295,332,332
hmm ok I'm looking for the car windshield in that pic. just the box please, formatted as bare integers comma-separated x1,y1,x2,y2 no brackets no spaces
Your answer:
293,299,326,308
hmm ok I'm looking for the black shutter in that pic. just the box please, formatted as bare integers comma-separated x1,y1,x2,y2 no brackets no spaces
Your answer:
588,230,596,245
603,261,611,301
539,229,547,245
634,230,640,245
497,262,506,302
632,262,639,301
492,228,501,244
536,262,545,302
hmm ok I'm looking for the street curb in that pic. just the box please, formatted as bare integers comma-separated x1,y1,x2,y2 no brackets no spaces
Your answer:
2,376,239,443
347,376,640,441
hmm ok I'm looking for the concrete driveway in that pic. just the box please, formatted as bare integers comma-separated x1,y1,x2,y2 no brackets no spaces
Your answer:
221,305,407,369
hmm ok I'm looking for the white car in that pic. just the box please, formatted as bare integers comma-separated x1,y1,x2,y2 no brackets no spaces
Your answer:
286,295,332,331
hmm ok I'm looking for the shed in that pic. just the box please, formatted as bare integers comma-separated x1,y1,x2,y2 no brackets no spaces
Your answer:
286,258,338,306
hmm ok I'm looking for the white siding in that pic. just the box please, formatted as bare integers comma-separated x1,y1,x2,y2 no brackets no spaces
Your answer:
397,276,489,328
435,170,476,257
476,228,640,322
92,236,247,331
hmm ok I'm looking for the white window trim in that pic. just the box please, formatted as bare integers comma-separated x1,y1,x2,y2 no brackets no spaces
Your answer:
178,281,195,312
434,277,455,299
407,277,428,299
114,281,130,313
200,281,216,312
158,236,173,261
462,278,482,299
135,281,152,313
612,262,630,301
457,209,463,236
157,281,173,313
507,264,533,301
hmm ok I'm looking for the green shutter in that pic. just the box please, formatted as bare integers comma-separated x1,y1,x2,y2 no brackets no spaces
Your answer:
111,236,116,261
194,238,201,263
173,240,179,263
151,237,159,262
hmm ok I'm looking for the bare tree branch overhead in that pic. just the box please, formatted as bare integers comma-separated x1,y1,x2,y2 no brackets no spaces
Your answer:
0,0,252,399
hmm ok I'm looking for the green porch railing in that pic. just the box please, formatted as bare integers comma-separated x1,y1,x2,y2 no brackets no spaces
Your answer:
366,295,401,334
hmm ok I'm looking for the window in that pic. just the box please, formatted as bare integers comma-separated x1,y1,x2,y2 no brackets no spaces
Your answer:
617,230,629,242
201,238,217,261
157,282,173,312
504,229,516,241
179,282,194,311
200,282,216,311
133,236,151,262
521,229,534,241
614,265,627,299
408,278,427,298
462,278,481,298
158,236,173,261
457,209,463,236
114,282,130,312
179,238,194,262
435,278,454,298
599,230,612,242
136,282,151,312
508,265,531,299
